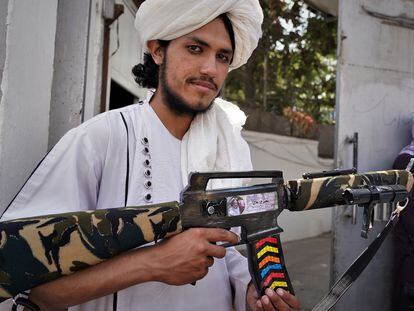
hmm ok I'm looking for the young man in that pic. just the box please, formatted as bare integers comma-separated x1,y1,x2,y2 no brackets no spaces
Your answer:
0,1,299,310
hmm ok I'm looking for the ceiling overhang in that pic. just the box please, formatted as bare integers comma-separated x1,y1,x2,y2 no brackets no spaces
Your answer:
303,0,338,16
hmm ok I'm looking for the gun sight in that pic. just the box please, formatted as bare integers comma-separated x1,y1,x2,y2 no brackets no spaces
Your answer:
302,168,357,179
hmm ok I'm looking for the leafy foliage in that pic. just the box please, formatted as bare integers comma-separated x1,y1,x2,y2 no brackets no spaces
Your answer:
223,0,337,124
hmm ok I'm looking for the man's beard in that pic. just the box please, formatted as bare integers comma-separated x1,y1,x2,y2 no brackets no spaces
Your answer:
159,59,216,116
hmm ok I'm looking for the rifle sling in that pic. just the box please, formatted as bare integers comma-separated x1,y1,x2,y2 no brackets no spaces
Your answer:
11,293,40,311
312,212,398,311
113,105,130,311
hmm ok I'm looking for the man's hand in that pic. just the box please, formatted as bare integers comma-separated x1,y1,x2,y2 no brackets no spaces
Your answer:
151,228,239,285
26,228,239,310
246,282,300,311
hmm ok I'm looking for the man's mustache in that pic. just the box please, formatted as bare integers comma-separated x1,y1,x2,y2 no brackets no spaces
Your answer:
186,76,218,91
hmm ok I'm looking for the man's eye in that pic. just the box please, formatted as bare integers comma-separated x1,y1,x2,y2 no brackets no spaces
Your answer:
188,45,202,53
218,53,230,63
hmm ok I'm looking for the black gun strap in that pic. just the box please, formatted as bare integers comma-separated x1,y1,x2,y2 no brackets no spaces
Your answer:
11,295,40,311
112,112,130,311
312,212,398,311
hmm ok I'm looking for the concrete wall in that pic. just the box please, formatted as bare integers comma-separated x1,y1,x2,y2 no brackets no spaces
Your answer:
333,0,414,310
50,0,106,136
0,0,105,212
0,0,145,213
48,0,92,148
83,0,105,121
243,130,334,242
244,107,336,158
0,0,58,211
0,0,8,102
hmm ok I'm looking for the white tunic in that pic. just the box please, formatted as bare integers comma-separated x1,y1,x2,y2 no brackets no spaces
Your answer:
0,98,252,311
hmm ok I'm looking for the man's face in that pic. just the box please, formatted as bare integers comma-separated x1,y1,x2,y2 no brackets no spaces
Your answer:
158,17,233,115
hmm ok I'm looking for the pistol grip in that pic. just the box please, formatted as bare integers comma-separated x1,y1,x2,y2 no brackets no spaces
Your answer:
247,234,294,296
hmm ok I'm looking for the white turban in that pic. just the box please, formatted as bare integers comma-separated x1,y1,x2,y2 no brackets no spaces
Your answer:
134,0,263,70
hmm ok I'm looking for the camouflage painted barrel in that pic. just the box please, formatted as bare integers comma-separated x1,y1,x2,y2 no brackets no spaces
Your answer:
0,203,182,301
288,170,414,211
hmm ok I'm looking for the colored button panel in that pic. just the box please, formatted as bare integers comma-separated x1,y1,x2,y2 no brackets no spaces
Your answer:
255,237,278,249
257,246,279,258
269,281,288,290
260,264,282,279
258,256,281,269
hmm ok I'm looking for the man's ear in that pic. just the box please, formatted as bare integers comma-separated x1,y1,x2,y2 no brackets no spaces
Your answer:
147,40,165,65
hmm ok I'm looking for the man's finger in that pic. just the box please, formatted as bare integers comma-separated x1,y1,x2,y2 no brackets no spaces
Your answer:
204,243,226,259
255,299,264,311
206,256,214,267
203,228,239,244
265,288,299,311
274,288,300,310
261,295,276,311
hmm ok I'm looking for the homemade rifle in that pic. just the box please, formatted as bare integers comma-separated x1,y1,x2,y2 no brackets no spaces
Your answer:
0,169,412,307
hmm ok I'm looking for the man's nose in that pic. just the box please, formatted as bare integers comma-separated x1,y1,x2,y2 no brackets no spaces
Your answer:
200,54,218,77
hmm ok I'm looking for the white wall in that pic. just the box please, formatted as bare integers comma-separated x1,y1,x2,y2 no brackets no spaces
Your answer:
333,0,414,309
0,0,58,211
243,130,334,242
48,0,92,148
83,0,105,121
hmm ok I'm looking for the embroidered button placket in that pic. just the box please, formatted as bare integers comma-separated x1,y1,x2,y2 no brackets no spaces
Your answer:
142,137,152,203
144,181,152,189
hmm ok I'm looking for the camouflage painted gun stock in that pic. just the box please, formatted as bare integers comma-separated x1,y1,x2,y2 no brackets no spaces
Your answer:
287,170,413,211
0,203,182,302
